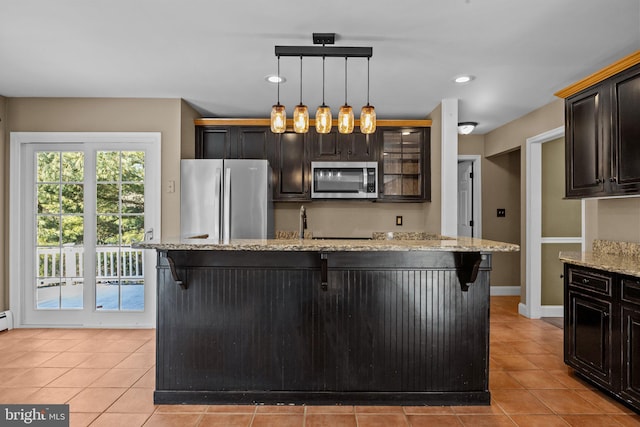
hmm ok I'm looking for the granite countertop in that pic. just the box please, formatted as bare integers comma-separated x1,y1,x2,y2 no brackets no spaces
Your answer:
133,236,519,253
560,239,640,277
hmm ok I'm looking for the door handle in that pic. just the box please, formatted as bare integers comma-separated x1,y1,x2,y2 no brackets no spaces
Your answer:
144,228,154,241
320,253,328,291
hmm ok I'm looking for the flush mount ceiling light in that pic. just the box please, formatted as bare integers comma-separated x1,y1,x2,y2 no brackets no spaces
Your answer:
265,75,286,84
453,74,475,84
458,122,478,135
270,33,374,134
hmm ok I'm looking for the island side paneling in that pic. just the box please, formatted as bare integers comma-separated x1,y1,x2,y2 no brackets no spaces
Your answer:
154,250,491,405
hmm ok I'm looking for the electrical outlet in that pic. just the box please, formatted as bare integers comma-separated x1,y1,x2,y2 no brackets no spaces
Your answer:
167,180,175,193
497,208,506,217
396,216,403,226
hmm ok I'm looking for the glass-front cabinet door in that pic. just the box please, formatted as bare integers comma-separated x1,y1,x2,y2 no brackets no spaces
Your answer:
379,128,430,201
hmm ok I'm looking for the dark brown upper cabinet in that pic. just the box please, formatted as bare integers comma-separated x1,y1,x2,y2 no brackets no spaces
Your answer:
194,119,431,202
563,60,640,198
377,127,431,202
310,130,376,162
195,126,274,161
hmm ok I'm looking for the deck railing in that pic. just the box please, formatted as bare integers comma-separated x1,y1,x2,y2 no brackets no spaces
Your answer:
37,245,144,287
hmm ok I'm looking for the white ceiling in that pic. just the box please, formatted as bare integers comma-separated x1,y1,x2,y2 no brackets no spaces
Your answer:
1,0,639,133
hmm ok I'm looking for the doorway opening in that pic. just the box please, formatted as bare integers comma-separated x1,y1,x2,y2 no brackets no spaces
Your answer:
457,155,482,238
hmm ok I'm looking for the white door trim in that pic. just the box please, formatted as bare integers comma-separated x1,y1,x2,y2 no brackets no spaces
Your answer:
10,132,162,328
458,155,482,239
519,126,585,319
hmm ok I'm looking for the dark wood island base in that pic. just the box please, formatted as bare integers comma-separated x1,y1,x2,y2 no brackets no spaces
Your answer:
152,248,495,406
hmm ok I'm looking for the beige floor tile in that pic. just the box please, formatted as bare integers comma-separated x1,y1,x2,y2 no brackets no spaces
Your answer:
47,367,109,387
490,371,526,390
68,411,100,427
90,368,148,388
132,368,156,388
113,352,155,369
143,413,203,427
560,414,623,426
198,413,254,427
0,387,42,403
356,413,409,426
24,386,83,404
491,389,552,415
107,387,157,414
89,412,150,427
506,370,567,389
305,413,358,427
205,405,257,413
76,352,129,369
39,352,93,368
3,351,59,368
530,389,601,414
3,367,70,387
406,414,463,426
509,414,571,427
67,387,127,412
251,414,304,427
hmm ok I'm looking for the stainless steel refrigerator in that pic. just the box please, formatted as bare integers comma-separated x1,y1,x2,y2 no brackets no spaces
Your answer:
180,159,274,242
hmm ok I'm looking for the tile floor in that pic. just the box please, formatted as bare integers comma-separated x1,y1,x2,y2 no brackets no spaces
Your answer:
1,296,639,426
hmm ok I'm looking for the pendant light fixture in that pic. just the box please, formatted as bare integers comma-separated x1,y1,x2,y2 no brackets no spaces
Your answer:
360,57,376,134
338,57,354,134
315,55,332,134
293,56,309,133
270,55,286,133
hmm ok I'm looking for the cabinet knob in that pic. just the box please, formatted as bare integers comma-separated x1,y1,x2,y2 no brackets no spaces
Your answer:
582,278,590,284
610,177,617,183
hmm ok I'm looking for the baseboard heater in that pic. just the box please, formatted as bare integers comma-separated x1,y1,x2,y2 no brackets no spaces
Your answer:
0,311,13,331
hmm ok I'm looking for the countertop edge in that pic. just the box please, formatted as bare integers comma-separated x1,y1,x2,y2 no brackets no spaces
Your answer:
133,238,520,253
560,251,640,278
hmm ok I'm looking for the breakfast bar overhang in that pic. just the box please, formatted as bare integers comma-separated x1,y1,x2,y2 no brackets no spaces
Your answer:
135,237,519,406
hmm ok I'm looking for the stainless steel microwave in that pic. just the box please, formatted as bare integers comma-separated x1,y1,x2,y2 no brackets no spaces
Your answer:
311,161,378,199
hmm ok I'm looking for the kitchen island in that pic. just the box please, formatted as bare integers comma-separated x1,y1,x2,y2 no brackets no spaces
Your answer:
135,236,518,406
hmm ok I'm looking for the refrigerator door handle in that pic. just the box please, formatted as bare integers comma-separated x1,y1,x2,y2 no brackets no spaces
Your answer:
223,167,231,244
213,168,221,243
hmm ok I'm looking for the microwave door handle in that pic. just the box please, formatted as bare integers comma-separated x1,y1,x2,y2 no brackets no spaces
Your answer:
362,167,367,194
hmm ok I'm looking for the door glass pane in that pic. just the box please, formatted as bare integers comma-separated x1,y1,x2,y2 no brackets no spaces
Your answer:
95,151,145,311
35,151,84,310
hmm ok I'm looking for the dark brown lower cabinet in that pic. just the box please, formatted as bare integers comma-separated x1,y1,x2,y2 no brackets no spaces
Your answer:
154,250,492,406
564,264,640,412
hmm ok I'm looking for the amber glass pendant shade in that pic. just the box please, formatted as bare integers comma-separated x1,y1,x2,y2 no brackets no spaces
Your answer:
293,104,309,133
360,105,376,134
338,105,354,134
315,105,332,134
270,104,286,133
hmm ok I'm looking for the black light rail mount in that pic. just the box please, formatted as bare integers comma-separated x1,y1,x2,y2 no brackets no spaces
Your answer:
275,32,372,58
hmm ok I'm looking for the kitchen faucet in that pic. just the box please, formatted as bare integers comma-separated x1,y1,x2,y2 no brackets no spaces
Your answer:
299,205,307,239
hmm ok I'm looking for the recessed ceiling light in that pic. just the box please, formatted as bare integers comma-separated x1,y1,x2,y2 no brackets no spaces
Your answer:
453,75,475,84
265,75,286,84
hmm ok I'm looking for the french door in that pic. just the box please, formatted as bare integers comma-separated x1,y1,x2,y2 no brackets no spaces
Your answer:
10,133,161,327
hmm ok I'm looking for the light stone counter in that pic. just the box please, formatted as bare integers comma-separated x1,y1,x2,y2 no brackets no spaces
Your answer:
134,236,519,253
560,239,640,278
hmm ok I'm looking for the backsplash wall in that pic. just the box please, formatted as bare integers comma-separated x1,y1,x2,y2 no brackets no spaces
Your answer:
274,201,435,238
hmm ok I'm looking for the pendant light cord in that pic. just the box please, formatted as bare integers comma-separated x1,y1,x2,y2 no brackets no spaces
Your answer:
322,56,326,105
366,57,370,106
344,57,348,105
299,56,303,105
277,55,281,104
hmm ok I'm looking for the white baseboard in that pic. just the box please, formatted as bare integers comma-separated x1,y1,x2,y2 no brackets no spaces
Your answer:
517,303,564,319
490,286,520,296
540,305,564,318
0,310,14,331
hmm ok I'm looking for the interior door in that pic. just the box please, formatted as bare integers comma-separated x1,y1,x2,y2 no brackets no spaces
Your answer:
13,133,161,327
457,161,474,237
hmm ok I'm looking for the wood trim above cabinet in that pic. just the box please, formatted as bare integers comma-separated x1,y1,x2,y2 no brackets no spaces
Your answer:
195,118,432,128
555,50,640,98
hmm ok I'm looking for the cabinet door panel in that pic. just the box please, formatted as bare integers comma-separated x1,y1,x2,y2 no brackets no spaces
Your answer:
612,66,640,193
622,307,640,406
566,89,604,197
275,132,309,200
566,290,613,387
345,132,374,161
238,127,271,160
311,131,340,161
197,127,232,159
